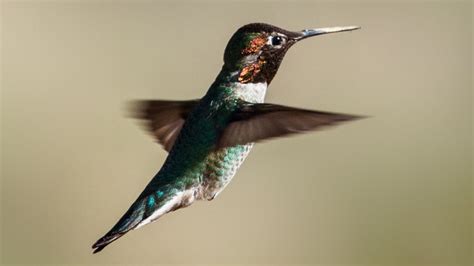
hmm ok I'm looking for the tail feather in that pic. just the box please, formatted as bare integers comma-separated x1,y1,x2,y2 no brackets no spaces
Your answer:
92,184,181,253
92,232,125,253
92,199,146,253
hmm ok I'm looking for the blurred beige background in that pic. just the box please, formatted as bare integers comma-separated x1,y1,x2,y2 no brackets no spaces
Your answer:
1,0,472,265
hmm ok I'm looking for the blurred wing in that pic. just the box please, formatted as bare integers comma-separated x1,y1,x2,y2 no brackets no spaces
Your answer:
130,99,199,152
218,102,364,148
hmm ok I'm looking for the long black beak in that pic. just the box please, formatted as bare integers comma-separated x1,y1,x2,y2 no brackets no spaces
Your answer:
294,26,361,41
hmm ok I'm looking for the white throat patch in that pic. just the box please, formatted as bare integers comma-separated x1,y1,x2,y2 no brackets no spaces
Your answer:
234,82,267,103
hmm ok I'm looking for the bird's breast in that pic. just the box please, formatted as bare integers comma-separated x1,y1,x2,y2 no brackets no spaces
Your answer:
198,143,254,200
196,82,267,200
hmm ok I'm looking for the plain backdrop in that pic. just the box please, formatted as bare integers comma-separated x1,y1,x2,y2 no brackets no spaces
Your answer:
1,0,472,265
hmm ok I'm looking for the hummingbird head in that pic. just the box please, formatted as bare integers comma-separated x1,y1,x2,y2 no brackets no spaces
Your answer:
223,23,360,84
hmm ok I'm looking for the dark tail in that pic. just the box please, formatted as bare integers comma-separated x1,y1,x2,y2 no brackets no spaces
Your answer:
92,181,178,253
92,191,158,253
92,199,146,253
92,231,126,253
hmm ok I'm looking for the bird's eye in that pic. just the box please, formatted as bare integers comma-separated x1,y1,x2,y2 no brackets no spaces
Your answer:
271,36,283,46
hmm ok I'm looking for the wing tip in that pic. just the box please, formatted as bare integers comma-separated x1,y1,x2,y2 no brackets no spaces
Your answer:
124,100,149,120
340,113,370,122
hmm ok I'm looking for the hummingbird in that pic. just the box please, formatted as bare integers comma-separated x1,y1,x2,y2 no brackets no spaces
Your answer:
92,23,362,253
